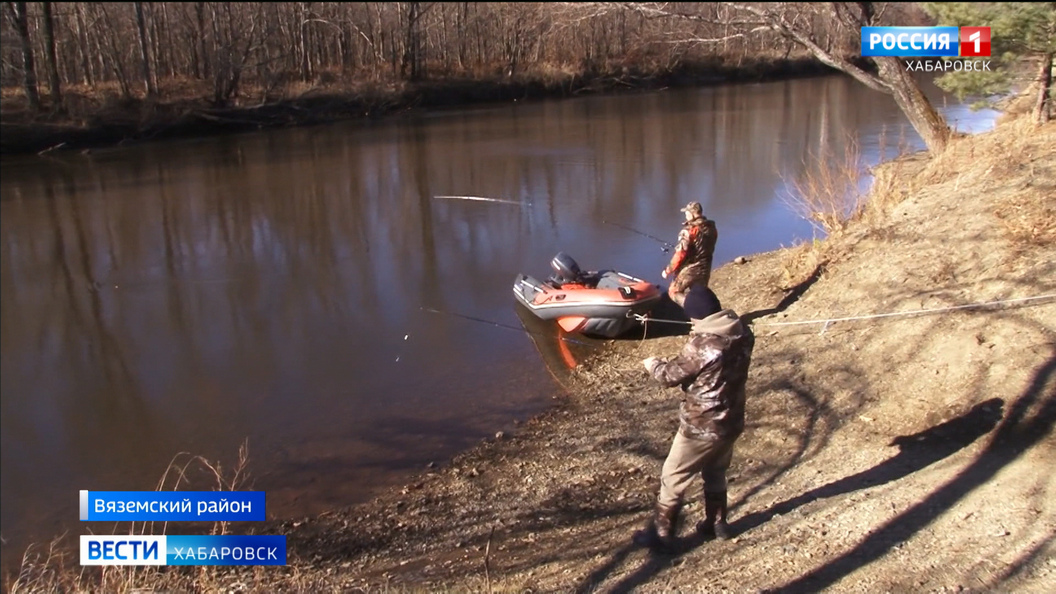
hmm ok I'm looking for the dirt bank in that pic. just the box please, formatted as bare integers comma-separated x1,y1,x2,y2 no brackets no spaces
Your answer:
0,57,832,156
8,108,1055,593
272,107,1055,593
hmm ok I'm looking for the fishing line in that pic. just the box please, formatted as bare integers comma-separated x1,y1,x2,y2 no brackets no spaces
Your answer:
421,306,598,347
601,220,673,252
433,195,532,206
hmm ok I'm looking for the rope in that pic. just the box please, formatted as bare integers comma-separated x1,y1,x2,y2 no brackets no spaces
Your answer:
633,293,1056,329
632,315,691,326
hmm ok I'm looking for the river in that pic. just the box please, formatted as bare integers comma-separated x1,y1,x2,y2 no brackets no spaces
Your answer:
0,74,996,570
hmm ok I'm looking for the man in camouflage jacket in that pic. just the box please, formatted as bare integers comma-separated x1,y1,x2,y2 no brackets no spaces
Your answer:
662,201,718,307
634,307,755,553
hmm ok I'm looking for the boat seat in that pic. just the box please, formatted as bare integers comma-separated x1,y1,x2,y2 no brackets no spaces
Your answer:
549,273,597,290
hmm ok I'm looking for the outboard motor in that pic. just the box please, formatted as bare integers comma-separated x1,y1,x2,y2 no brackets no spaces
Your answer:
550,252,582,285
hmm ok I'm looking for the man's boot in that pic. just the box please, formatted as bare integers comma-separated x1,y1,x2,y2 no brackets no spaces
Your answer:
633,502,682,553
696,491,730,540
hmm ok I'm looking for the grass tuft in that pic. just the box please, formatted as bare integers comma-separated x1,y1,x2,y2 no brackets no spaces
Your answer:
781,134,866,238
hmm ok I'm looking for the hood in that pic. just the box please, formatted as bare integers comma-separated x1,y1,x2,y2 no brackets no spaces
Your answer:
691,308,743,338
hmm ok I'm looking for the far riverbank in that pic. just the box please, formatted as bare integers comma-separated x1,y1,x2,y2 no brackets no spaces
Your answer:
2,57,833,156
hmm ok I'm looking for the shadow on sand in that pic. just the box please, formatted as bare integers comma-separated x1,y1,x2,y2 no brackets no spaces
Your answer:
578,395,1009,593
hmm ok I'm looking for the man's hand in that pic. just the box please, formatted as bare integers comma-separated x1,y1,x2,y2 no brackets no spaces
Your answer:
661,269,669,279
642,356,661,373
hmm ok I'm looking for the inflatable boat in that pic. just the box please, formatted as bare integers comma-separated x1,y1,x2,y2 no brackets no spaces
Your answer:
513,253,663,338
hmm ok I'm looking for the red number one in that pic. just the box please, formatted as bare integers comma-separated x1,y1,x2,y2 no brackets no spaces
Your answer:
960,27,991,57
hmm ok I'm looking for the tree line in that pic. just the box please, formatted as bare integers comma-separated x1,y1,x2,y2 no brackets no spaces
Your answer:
0,2,814,110
2,3,1051,152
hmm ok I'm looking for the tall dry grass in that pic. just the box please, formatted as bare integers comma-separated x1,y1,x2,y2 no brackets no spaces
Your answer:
6,442,253,594
919,113,1055,247
777,125,924,287
781,135,867,238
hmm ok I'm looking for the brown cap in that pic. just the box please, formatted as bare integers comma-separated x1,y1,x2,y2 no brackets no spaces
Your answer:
680,201,703,216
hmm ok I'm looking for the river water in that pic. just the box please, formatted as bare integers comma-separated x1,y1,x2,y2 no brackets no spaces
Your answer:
0,75,995,568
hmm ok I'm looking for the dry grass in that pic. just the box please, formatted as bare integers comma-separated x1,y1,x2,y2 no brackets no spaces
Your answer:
994,187,1056,246
918,113,1056,248
778,239,829,290
5,443,254,594
781,135,867,238
921,115,1035,184
779,107,1054,289
777,134,872,289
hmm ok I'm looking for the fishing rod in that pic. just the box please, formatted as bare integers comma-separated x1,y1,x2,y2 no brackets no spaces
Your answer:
421,306,597,347
602,220,673,252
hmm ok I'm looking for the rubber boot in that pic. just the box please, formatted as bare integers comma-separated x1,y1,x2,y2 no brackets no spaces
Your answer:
696,491,730,540
633,502,682,553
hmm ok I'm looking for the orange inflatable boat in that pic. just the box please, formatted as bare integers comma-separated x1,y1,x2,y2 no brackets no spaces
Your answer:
512,252,662,338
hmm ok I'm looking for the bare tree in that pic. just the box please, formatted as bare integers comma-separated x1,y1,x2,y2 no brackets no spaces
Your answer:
401,2,426,80
72,2,94,85
738,2,950,153
5,1,40,110
194,1,211,79
583,2,951,153
41,1,62,108
135,1,158,97
96,3,134,99
209,2,258,106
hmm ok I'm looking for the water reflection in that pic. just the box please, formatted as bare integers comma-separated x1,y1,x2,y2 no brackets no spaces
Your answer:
0,75,995,568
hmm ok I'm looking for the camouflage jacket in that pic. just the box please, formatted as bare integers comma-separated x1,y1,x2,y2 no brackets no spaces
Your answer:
647,326,755,440
664,217,718,278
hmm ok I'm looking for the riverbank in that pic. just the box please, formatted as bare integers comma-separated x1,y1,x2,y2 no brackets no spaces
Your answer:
275,109,1055,593
8,103,1055,593
0,56,831,156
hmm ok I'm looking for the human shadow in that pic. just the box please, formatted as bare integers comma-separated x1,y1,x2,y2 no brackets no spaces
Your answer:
741,264,824,325
594,396,1005,594
772,352,1054,593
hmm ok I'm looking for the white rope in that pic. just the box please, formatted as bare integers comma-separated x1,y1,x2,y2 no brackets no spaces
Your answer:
632,314,691,325
755,294,1056,327
633,293,1056,329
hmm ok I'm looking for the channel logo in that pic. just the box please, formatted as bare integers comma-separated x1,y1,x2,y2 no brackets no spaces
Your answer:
861,26,991,57
80,535,286,566
960,27,991,57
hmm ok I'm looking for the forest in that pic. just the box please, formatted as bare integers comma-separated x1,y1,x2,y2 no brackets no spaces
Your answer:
2,2,926,112
2,3,1050,155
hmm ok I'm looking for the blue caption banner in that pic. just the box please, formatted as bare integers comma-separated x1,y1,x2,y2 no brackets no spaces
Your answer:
167,535,286,566
80,490,266,522
80,535,286,566
861,26,959,57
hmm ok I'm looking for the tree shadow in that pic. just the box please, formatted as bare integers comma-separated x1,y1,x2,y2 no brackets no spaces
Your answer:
990,530,1055,588
730,380,837,511
576,544,674,594
741,264,824,325
587,395,1006,594
731,396,1004,537
771,352,1054,593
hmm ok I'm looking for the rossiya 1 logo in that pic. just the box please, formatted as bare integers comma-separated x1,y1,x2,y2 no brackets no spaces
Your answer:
860,26,992,73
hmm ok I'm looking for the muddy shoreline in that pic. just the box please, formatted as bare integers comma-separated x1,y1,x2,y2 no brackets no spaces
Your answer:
1,57,833,156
